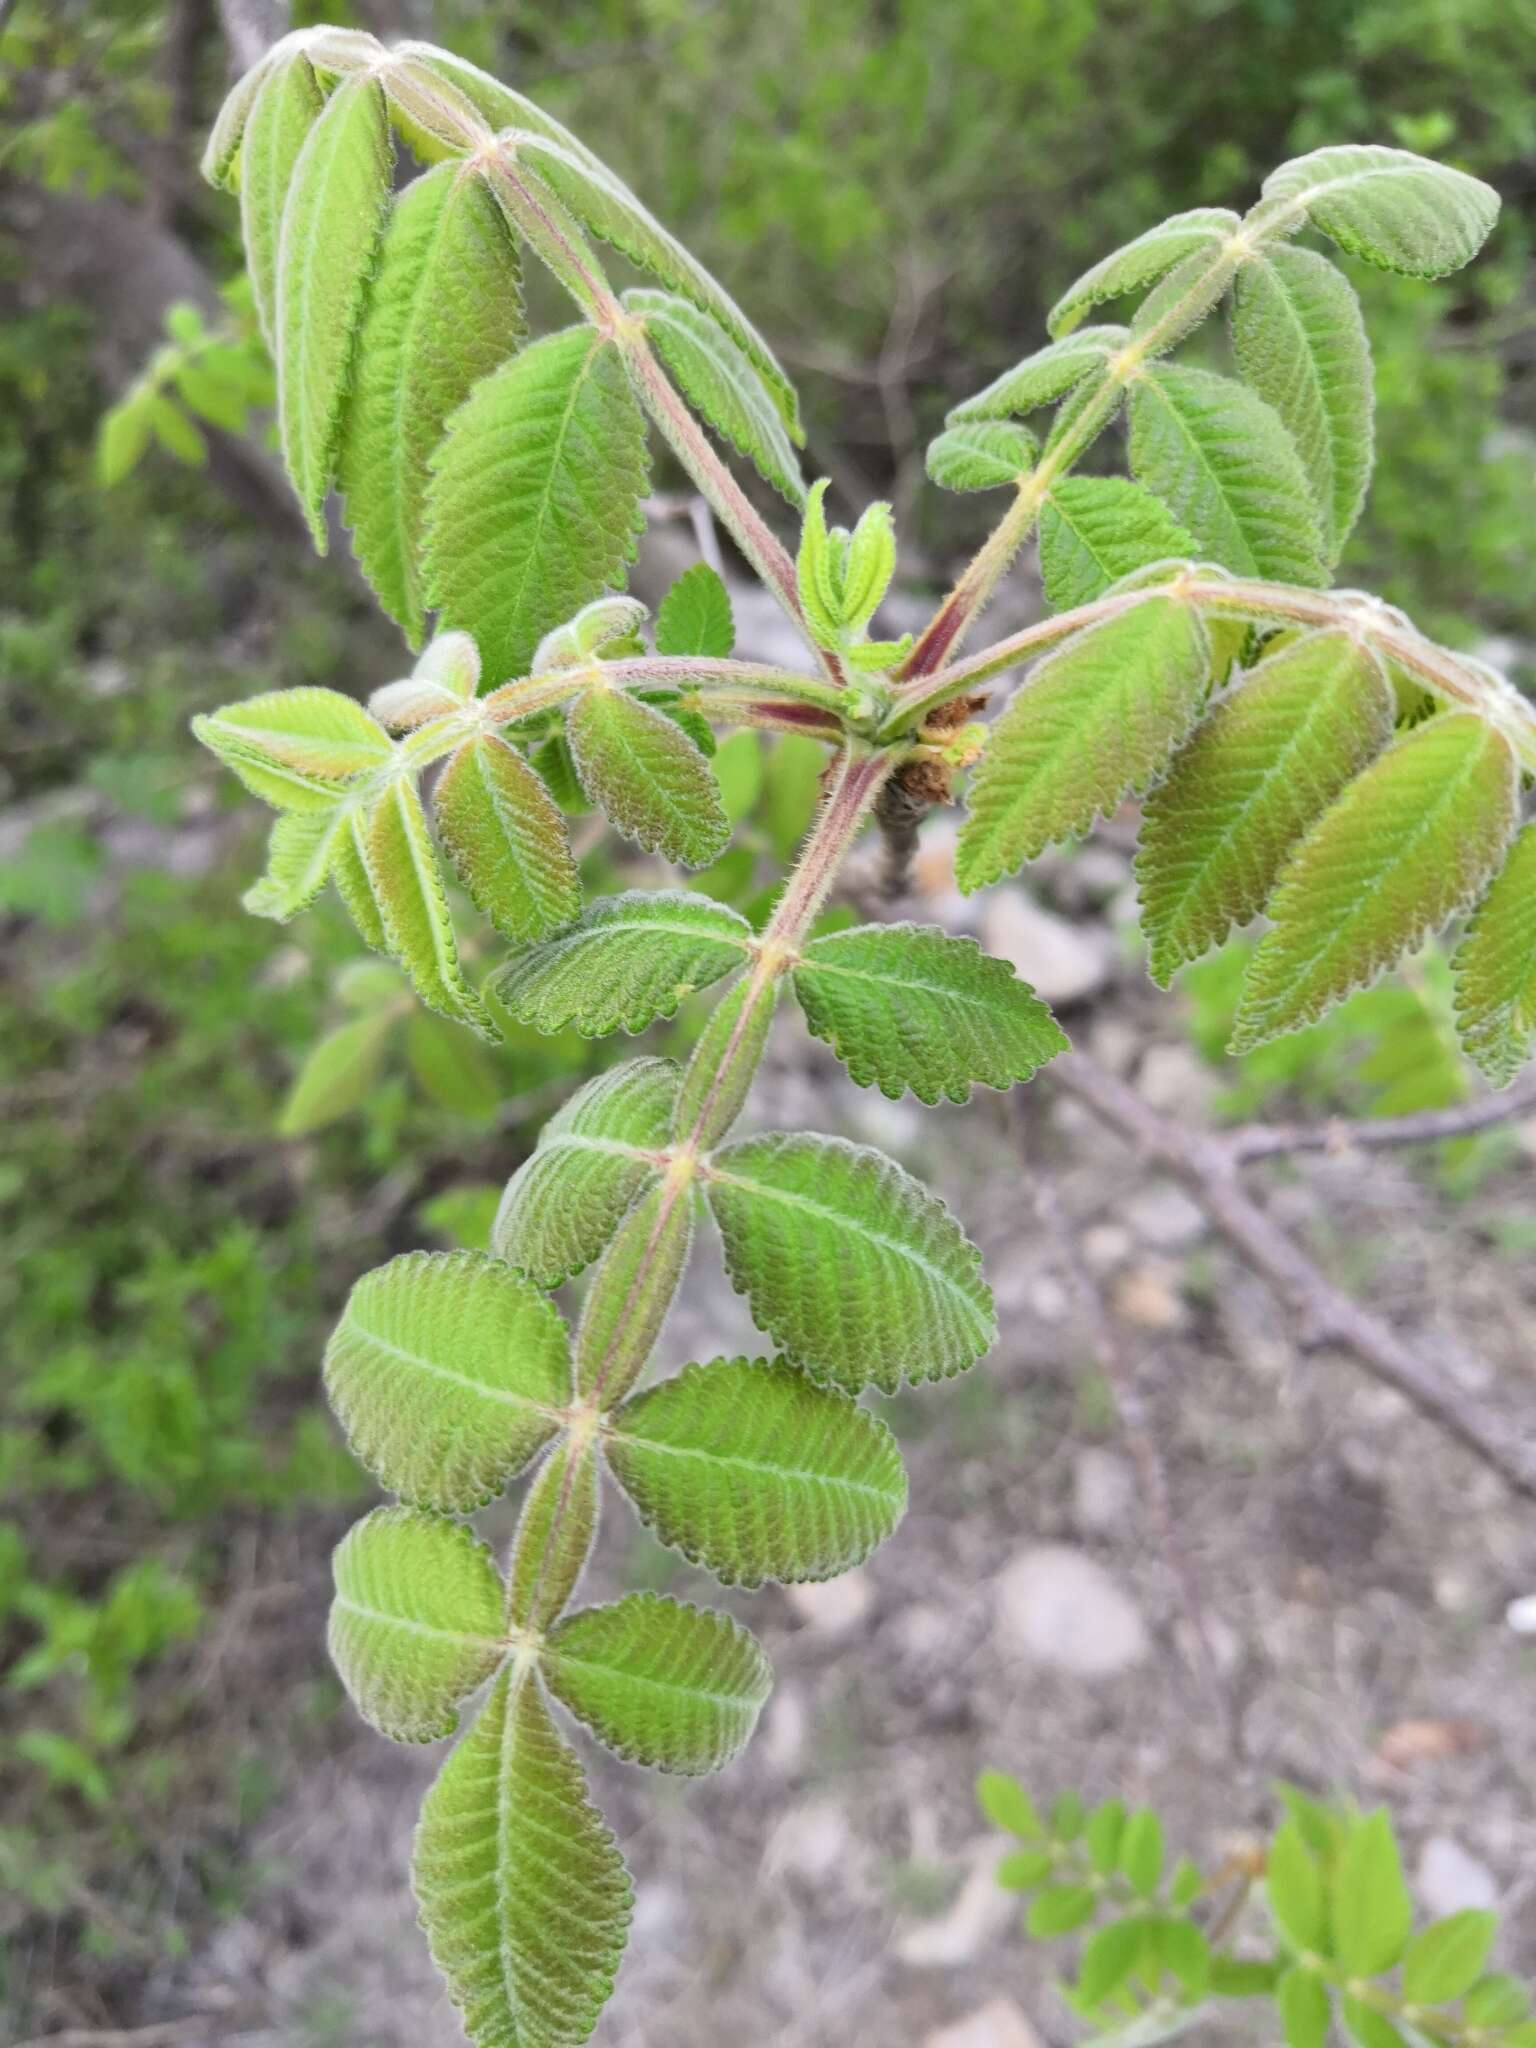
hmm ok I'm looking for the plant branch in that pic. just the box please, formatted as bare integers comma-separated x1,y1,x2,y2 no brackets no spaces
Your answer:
1227,1078,1536,1162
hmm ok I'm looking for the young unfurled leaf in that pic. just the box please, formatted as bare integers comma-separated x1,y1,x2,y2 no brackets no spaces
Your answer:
1049,210,1239,335
1137,630,1394,984
956,597,1211,891
413,1673,631,2048
792,921,1066,1103
331,808,389,951
572,1181,696,1407
433,735,580,945
323,1249,569,1511
706,1133,995,1393
328,1507,505,1743
488,891,752,1037
925,420,1037,493
1129,363,1327,587
1038,477,1198,613
278,1010,395,1134
338,160,525,645
1278,1968,1331,2048
1231,244,1372,563
1332,1811,1413,1978
238,47,325,341
202,30,300,190
1232,714,1518,1052
424,327,649,686
193,687,391,812
491,1059,679,1288
1453,825,1536,1087
534,596,650,674
277,73,394,547
1402,1911,1499,2006
398,44,610,169
566,685,730,867
1267,1818,1328,1955
627,288,804,506
948,327,1128,422
545,1593,771,1774
606,1356,907,1586
1259,145,1499,279
243,807,351,921
506,1440,599,1631
370,630,482,731
363,777,488,1029
655,562,735,660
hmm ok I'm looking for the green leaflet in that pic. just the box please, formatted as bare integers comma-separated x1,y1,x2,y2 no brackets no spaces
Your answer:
1232,713,1519,1052
424,327,650,687
202,32,296,190
488,891,752,1038
925,420,1038,493
238,47,325,343
491,1059,679,1288
1260,145,1500,280
1402,1913,1500,2007
192,687,391,813
278,1009,395,1134
513,135,801,438
606,1356,907,1586
433,735,580,946
323,1249,570,1511
406,1011,503,1120
338,160,525,645
1231,244,1373,563
413,1672,631,2048
332,807,390,952
328,1506,505,1743
1332,1811,1413,1978
1278,1969,1331,2048
1128,363,1327,587
1137,630,1395,985
244,808,351,921
506,1440,599,1632
627,288,804,506
792,922,1066,1103
1038,477,1198,612
655,563,735,659
1453,824,1536,1087
671,973,778,1148
955,597,1212,892
705,1133,995,1394
1049,210,1239,336
396,45,610,171
566,685,730,868
1127,242,1239,356
363,776,489,1030
572,1181,696,1407
277,72,394,548
545,1593,771,1775
947,326,1127,421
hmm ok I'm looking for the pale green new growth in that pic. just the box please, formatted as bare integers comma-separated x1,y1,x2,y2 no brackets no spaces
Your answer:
329,1507,505,1743
193,686,390,811
606,1357,907,1586
434,736,581,945
792,922,1066,1103
239,48,324,345
926,420,1038,493
545,1593,772,1774
565,686,730,866
706,1134,996,1393
489,892,752,1037
323,1250,569,1511
244,809,351,920
363,776,488,1029
1453,826,1536,1088
654,562,735,659
1048,210,1239,336
1037,477,1198,612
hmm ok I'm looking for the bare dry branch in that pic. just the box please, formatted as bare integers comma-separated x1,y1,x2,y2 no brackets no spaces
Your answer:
1228,1077,1536,1161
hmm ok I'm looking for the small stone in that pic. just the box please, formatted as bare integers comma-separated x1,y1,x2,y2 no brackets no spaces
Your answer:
1072,1448,1136,1533
1504,1592,1536,1634
982,891,1115,1008
1124,1182,1207,1251
1082,1223,1132,1272
899,1853,1015,1967
764,1800,852,1881
786,1570,871,1634
1112,1259,1186,1330
1028,1274,1071,1322
1417,1835,1498,1916
995,1545,1150,1676
924,1999,1045,2048
759,1686,806,1774
1137,1043,1215,1119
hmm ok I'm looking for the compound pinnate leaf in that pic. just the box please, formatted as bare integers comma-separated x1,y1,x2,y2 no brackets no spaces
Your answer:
433,735,580,945
925,420,1037,493
606,1356,907,1586
413,1671,631,2048
792,921,1066,1103
706,1134,995,1394
491,1059,679,1288
1038,477,1198,612
1453,825,1536,1087
323,1250,569,1511
193,687,391,812
277,72,394,547
1137,629,1394,984
566,685,730,868
654,562,735,659
488,891,752,1038
506,1439,599,1632
545,1593,771,1774
627,288,804,506
363,777,488,1030
956,597,1211,892
328,1506,505,1743
1049,210,1240,336
1332,1810,1413,1977
239,47,325,342
425,327,649,687
1129,363,1327,587
947,326,1127,421
1231,244,1372,563
338,159,525,645
1260,145,1500,279
1232,713,1518,1052
243,807,350,920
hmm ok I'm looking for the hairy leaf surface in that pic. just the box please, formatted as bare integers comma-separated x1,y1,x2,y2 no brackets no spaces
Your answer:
239,48,325,342
706,1134,995,1393
434,735,580,945
1453,824,1536,1087
413,1672,631,2048
1038,477,1198,612
363,777,488,1028
948,327,1127,421
792,922,1066,1103
925,420,1038,492
1232,713,1518,1050
243,808,351,920
567,686,730,867
654,563,735,659
1049,210,1239,335
1137,630,1394,983
323,1250,569,1510
606,1356,907,1585
627,288,804,505
193,687,390,812
956,598,1211,891
573,1181,696,1407
1260,145,1499,278
425,327,649,686
545,1593,771,1773
506,1440,599,1631
489,891,752,1037
329,1506,505,1743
